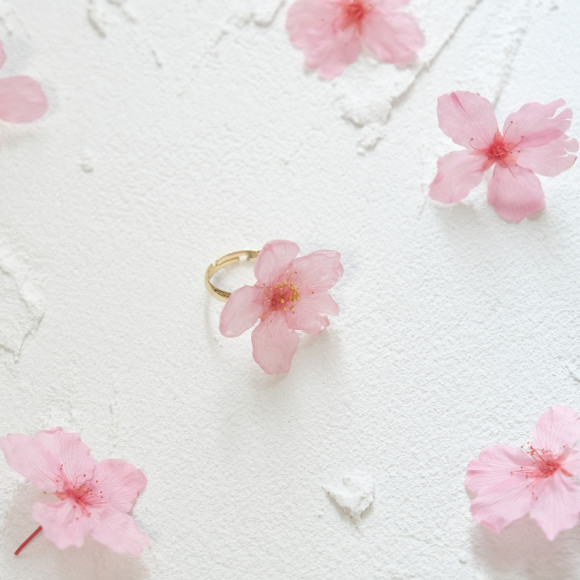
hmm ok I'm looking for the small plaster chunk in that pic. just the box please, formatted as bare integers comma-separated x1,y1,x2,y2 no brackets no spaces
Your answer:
80,149,94,173
323,473,375,524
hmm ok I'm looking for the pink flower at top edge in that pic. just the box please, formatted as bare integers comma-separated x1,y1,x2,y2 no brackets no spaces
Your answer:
219,240,343,374
429,91,578,222
0,40,48,124
286,0,424,79
0,427,149,556
466,406,580,540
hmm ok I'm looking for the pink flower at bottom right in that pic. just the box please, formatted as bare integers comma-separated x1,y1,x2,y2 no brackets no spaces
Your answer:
466,406,580,540
429,91,578,222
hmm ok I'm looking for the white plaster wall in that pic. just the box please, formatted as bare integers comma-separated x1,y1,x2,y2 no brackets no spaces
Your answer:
0,0,579,578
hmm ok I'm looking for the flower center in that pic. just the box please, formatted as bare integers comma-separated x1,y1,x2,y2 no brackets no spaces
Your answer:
485,132,515,167
527,445,570,479
270,281,300,312
338,0,371,30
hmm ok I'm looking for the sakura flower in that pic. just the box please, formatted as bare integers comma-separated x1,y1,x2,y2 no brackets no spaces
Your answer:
220,240,343,374
0,40,48,124
286,0,424,79
0,427,149,556
430,91,578,222
466,406,580,540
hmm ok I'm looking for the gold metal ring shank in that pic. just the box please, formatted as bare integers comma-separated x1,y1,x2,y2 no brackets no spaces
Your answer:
205,250,260,302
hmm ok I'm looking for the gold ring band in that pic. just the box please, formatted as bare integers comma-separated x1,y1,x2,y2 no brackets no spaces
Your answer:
204,250,260,302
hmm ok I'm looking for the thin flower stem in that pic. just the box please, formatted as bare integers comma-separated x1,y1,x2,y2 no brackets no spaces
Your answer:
14,526,42,556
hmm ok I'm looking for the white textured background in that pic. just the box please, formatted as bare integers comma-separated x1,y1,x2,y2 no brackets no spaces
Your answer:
1,0,580,578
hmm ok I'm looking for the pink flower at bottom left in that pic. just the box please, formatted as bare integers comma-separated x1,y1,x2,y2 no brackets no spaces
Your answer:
0,427,149,556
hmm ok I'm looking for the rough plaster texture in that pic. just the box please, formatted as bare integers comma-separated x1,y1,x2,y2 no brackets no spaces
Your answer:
0,0,579,578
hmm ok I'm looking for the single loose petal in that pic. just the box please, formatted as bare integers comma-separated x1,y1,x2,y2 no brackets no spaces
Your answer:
285,293,339,334
254,240,300,286
532,407,580,453
516,138,577,177
529,471,580,540
0,76,49,123
32,499,93,550
91,459,147,514
437,92,498,150
503,100,573,149
91,509,150,556
251,313,300,374
361,7,424,65
219,285,264,338
290,250,343,293
487,165,545,223
429,150,487,203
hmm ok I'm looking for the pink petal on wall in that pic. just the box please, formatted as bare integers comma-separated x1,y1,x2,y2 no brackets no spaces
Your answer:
487,165,545,223
517,138,577,176
219,285,264,338
437,92,498,150
91,509,150,556
291,250,343,293
254,240,300,286
429,150,487,203
285,292,339,334
251,313,299,374
532,407,580,452
0,76,49,123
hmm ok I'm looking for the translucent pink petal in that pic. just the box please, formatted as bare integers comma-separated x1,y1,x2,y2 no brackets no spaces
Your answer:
429,150,487,203
466,444,535,495
529,471,580,540
286,0,361,79
32,499,93,550
90,508,150,556
0,428,95,492
254,241,300,286
503,99,573,149
290,250,343,293
90,459,147,514
0,41,6,69
532,406,580,453
562,449,580,478
469,474,533,534
437,91,498,149
516,138,577,177
361,7,424,65
0,76,48,123
251,313,299,374
487,165,545,223
219,285,264,338
285,293,339,334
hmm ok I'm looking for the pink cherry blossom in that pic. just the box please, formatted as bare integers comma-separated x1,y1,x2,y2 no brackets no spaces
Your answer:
0,40,48,124
0,427,149,556
466,407,580,540
286,0,424,79
220,240,343,374
430,91,578,222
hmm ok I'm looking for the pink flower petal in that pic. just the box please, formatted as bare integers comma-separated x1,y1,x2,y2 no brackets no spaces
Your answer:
254,240,300,286
0,428,95,492
0,76,48,123
290,250,343,293
251,313,299,374
286,0,361,79
90,508,150,556
0,41,6,69
285,292,339,334
532,406,580,453
90,459,147,514
361,6,424,65
437,91,498,150
516,138,577,177
487,164,545,223
503,99,573,149
529,471,580,540
429,150,487,203
32,499,93,550
219,285,264,338
466,444,535,495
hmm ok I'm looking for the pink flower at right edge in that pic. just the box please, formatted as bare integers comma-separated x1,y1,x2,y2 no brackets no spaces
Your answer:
286,0,424,79
0,427,149,556
0,40,48,124
466,406,580,540
429,91,578,222
219,240,343,375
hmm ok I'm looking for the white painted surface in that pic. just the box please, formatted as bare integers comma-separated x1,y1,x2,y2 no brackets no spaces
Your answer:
1,0,579,578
